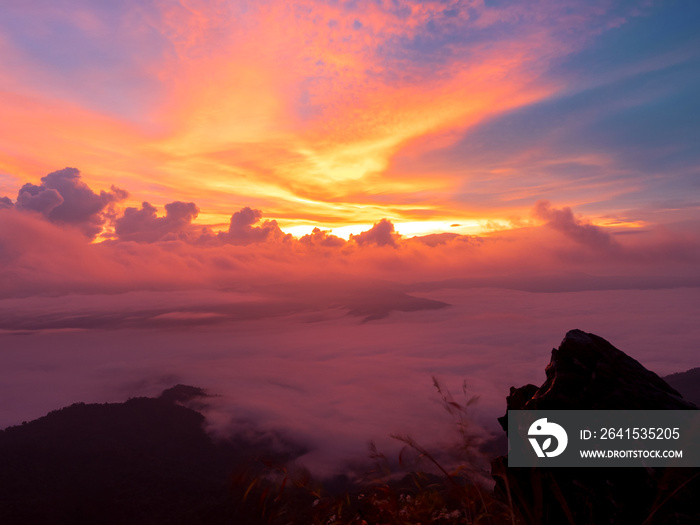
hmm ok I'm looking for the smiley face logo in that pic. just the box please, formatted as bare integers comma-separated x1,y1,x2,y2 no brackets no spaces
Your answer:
528,418,568,458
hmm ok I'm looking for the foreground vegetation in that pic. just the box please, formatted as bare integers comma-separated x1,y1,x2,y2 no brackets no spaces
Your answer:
232,378,519,525
3,375,698,524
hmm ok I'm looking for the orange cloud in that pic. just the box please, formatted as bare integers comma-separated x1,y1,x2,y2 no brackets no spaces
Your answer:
0,0,650,233
1,192,698,302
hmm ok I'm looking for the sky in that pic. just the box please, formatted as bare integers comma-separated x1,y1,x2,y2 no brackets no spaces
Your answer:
0,0,699,477
1,0,698,235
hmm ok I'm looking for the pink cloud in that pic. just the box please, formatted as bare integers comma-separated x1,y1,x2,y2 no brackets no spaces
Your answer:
1,192,698,306
0,180,699,478
217,207,290,245
533,200,619,251
115,201,201,242
0,196,12,210
299,228,346,248
350,218,401,247
15,167,127,238
1,286,698,477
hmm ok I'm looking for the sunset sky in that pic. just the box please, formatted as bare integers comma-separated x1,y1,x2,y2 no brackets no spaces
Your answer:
1,0,699,475
1,0,698,236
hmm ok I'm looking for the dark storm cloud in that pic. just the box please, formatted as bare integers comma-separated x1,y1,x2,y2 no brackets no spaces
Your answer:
115,201,200,242
0,196,15,210
15,167,127,238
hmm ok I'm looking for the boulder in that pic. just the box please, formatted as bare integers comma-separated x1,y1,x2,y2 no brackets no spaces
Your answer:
492,329,699,524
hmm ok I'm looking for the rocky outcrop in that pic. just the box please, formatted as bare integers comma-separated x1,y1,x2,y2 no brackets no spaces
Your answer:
492,330,699,524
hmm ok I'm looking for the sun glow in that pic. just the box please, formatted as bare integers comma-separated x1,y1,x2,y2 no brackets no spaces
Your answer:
0,0,692,242
279,219,491,240
394,221,482,238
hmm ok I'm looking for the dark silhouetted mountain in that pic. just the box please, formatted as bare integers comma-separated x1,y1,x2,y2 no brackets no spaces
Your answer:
0,385,305,525
665,367,700,407
492,329,699,524
158,384,210,404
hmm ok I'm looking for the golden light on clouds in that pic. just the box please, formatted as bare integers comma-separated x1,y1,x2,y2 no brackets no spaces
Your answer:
1,5,700,507
1,0,696,236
